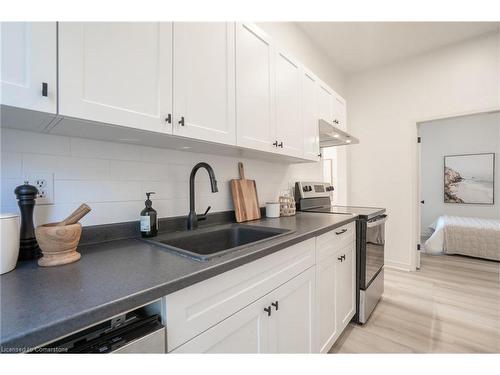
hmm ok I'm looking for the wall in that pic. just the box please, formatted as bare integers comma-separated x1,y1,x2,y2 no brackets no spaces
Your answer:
257,22,346,96
419,112,500,236
0,128,323,226
346,31,500,270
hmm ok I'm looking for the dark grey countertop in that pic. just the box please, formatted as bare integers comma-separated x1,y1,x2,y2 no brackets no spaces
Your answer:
0,212,356,350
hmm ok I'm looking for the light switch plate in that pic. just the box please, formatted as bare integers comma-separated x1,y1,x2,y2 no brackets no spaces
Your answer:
23,173,54,205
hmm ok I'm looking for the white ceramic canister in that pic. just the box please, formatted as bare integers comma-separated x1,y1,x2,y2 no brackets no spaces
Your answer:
265,202,280,218
1,213,20,274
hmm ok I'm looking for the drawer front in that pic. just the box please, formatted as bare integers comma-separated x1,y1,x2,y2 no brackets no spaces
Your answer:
165,238,315,351
316,222,355,263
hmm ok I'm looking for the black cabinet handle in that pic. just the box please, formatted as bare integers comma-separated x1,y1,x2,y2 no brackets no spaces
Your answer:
42,82,48,97
165,114,172,124
278,141,283,148
178,116,185,126
337,256,343,262
341,254,346,261
271,301,279,311
264,306,272,317
273,140,278,147
335,228,347,235
333,119,339,124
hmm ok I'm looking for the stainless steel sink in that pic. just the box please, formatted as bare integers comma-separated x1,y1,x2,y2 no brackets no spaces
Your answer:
143,224,293,261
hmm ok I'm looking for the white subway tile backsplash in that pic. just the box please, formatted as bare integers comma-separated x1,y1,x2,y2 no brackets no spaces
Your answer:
1,129,70,155
1,152,22,178
54,180,142,204
1,131,322,226
70,138,143,161
109,160,168,181
23,154,110,180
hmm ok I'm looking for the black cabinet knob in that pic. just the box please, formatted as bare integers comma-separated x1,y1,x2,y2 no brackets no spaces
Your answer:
178,116,185,126
264,306,272,317
271,301,279,311
278,142,283,148
273,140,278,147
165,114,172,124
337,256,343,262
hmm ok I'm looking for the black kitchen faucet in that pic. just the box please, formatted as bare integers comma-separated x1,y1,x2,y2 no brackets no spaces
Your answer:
187,162,218,230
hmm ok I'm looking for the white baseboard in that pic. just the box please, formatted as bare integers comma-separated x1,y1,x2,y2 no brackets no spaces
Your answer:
385,260,413,272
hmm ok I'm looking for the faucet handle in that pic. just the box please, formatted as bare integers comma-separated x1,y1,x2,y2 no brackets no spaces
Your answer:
197,206,211,221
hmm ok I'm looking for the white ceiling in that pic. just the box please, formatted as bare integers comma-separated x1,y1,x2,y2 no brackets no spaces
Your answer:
297,22,500,73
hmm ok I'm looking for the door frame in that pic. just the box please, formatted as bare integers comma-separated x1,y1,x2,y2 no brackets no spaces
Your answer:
411,106,500,271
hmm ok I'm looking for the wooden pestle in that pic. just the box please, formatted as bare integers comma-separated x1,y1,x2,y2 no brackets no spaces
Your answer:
57,204,92,226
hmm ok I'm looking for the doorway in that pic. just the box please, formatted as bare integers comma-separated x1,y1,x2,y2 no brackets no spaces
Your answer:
415,110,500,268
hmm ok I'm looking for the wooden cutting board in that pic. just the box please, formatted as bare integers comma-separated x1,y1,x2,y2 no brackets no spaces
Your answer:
231,162,261,223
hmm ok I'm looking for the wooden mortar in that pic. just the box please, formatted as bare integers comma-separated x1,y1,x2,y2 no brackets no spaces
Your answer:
35,222,82,267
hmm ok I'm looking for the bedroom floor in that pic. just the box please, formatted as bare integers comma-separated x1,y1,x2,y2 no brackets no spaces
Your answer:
330,253,500,353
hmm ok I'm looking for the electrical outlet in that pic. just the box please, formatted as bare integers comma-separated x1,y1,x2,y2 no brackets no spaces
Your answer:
23,173,54,205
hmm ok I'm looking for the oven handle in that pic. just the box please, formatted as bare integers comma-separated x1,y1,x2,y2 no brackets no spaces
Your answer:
366,214,387,228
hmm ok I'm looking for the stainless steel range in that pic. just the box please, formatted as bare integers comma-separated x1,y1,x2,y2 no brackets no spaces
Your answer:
295,181,387,324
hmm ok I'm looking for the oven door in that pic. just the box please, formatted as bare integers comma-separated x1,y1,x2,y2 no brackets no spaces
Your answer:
361,215,387,289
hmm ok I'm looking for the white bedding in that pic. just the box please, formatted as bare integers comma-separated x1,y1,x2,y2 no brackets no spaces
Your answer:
424,215,500,261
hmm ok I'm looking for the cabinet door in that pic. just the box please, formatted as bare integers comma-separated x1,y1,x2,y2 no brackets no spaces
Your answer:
235,23,275,153
302,69,320,161
274,49,303,158
1,22,56,113
317,81,334,123
335,242,356,329
269,267,315,353
316,255,337,353
59,22,172,133
333,93,347,131
173,22,236,145
172,295,270,353
333,94,347,130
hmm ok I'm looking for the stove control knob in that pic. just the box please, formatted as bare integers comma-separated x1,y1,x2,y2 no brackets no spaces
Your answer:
326,186,334,192
302,186,308,192
307,186,312,192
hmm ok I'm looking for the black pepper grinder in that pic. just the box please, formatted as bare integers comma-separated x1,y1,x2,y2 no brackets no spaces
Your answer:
15,182,41,261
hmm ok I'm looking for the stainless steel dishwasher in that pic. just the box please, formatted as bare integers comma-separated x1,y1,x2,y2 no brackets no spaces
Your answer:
39,307,165,353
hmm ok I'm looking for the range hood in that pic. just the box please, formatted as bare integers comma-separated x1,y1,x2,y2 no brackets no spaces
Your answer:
319,119,359,148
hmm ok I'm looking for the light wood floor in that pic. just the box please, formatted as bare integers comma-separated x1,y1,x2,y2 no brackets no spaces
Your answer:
330,254,500,353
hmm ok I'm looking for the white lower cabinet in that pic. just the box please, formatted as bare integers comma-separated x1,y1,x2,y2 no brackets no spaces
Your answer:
268,267,315,353
173,267,315,353
315,222,356,353
335,242,356,330
172,295,270,353
166,224,356,354
316,253,337,353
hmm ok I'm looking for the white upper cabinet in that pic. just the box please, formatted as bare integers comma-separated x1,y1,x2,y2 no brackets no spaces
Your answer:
317,80,334,124
1,22,57,113
274,49,304,158
302,69,320,161
333,93,347,131
235,23,275,153
172,23,236,145
59,22,173,134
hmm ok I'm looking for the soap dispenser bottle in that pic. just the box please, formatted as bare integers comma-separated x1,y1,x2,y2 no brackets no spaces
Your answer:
140,192,158,238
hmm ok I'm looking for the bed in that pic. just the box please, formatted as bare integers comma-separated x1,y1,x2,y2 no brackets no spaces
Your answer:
424,215,500,261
